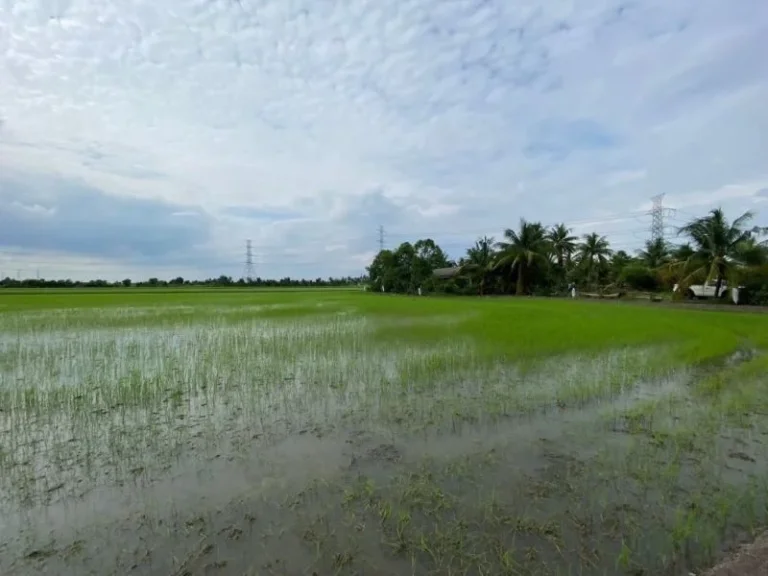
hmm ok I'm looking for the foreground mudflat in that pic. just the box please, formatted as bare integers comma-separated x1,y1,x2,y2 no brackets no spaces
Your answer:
703,532,768,576
1,290,768,575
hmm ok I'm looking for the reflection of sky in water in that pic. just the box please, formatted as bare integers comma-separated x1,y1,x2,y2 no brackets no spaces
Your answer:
0,316,369,389
0,305,700,541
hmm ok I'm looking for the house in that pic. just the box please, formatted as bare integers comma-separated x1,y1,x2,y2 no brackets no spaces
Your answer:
432,267,461,279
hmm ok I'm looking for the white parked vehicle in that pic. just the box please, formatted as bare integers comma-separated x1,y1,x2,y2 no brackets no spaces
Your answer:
672,280,743,302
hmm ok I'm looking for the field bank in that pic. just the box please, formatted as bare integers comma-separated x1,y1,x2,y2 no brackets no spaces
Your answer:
1,290,768,575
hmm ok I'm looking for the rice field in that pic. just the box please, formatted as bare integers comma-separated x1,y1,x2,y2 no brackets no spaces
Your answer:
1,289,768,575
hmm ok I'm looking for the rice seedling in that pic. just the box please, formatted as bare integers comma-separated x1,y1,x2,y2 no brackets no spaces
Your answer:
0,290,767,575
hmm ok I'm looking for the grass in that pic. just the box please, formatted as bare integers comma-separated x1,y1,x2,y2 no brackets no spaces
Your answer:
1,289,767,575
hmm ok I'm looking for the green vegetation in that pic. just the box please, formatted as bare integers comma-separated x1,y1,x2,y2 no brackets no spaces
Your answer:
0,275,364,290
1,289,768,575
368,208,768,304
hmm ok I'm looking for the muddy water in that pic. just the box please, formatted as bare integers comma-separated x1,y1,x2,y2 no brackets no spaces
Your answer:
1,313,767,575
5,370,765,575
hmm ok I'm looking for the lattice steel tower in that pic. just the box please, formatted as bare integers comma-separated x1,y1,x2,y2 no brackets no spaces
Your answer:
243,239,254,281
650,194,665,242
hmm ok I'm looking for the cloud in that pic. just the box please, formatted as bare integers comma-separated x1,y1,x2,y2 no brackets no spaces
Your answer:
0,171,212,265
0,0,767,280
663,181,768,211
524,119,619,161
603,170,647,187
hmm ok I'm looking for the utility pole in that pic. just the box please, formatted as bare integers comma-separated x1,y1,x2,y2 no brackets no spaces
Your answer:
378,225,385,252
243,239,254,282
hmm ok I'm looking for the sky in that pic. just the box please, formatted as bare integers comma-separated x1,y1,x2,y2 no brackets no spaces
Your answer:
1,0,767,281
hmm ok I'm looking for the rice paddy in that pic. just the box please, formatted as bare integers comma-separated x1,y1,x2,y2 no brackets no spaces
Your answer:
1,289,768,575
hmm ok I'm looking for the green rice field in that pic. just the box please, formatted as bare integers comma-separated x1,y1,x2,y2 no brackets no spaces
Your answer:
1,289,768,575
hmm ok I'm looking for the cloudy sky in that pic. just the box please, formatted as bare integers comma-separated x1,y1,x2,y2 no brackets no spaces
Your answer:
1,0,767,281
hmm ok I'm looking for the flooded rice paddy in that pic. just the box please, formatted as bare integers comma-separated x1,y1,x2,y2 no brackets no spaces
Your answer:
1,291,768,575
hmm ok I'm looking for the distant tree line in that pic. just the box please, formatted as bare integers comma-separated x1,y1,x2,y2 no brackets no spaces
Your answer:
367,208,768,305
0,275,364,289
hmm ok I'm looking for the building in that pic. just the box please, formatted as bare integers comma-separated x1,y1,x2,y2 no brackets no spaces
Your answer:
432,267,461,279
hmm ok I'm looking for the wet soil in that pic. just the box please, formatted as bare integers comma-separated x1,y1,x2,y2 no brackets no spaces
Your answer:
2,315,767,575
4,398,768,576
703,531,768,576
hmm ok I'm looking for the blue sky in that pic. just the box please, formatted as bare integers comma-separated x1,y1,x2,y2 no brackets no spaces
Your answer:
1,0,767,281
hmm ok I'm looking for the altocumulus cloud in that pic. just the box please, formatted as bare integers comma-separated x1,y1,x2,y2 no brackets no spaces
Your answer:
1,0,767,280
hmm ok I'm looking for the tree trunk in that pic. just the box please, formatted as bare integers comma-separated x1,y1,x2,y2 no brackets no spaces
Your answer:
715,275,724,298
516,266,525,295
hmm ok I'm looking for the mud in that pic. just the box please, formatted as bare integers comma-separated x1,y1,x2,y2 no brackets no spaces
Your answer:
2,312,767,575
703,532,768,576
4,372,767,575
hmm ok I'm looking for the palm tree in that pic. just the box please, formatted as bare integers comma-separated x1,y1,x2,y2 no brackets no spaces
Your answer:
576,233,612,287
637,238,670,269
494,219,549,295
677,208,756,296
546,223,578,269
671,243,695,262
461,236,495,295
735,236,768,267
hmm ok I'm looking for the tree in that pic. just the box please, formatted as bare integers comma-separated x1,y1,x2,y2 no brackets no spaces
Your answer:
677,208,756,296
357,207,767,300
671,243,695,262
609,250,633,284
461,236,496,295
620,263,659,291
494,219,549,295
546,223,578,269
637,238,670,269
367,249,398,292
576,233,612,287
413,238,450,291
735,236,768,267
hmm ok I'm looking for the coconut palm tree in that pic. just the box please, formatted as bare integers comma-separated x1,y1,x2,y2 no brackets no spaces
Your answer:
677,208,757,296
671,243,695,262
637,238,670,269
576,232,612,287
494,219,549,295
735,236,768,267
461,236,496,295
546,223,578,269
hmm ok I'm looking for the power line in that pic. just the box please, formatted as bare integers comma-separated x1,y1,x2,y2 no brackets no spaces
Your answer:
0,205,724,276
0,227,659,269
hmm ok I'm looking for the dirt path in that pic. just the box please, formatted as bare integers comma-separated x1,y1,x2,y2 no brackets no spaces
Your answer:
572,297,768,314
702,532,768,576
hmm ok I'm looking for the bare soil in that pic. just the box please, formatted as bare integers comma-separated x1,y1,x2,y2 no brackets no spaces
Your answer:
573,297,768,314
703,532,768,576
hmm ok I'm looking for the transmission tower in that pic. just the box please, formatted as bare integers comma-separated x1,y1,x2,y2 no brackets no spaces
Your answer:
378,225,385,252
650,194,665,242
243,239,254,281
648,194,677,242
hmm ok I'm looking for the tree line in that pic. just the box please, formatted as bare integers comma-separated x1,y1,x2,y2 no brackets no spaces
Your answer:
0,275,364,289
366,208,768,304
